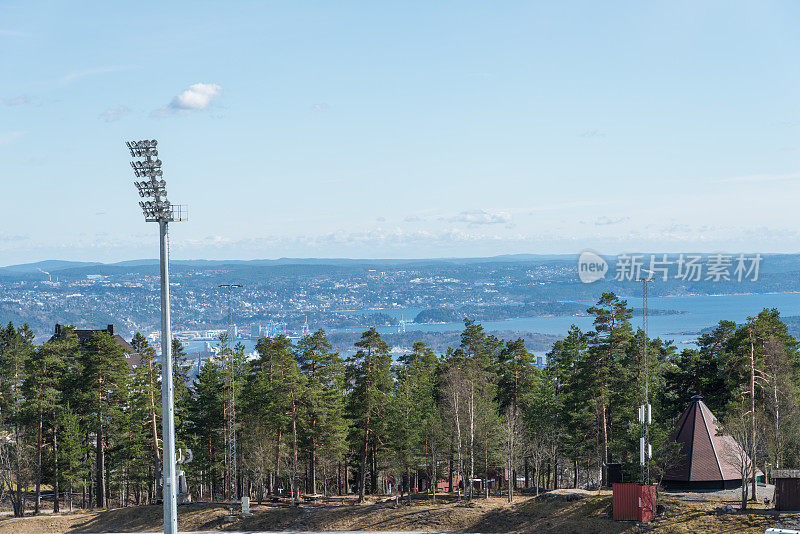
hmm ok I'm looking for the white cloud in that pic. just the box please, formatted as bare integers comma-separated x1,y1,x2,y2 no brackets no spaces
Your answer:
0,29,27,37
59,66,135,84
529,200,607,213
98,106,129,122
0,96,28,106
594,216,630,226
0,233,28,242
311,103,329,112
450,209,512,225
168,83,222,113
0,131,24,145
715,172,800,184
579,129,605,138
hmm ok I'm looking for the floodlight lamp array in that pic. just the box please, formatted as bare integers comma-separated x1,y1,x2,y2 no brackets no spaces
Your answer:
138,200,173,220
128,139,173,222
126,139,158,158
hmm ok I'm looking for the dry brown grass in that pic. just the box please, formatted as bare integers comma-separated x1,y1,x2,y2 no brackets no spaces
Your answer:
0,491,784,533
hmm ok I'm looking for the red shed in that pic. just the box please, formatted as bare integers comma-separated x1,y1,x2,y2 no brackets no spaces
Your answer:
612,483,657,522
773,469,800,511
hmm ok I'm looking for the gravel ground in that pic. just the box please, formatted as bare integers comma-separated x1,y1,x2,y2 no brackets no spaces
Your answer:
664,483,775,503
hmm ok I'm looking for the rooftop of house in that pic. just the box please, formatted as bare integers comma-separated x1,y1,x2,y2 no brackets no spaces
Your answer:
50,323,142,368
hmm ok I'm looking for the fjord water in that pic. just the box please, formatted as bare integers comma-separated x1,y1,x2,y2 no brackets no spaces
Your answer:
366,292,800,348
187,293,800,356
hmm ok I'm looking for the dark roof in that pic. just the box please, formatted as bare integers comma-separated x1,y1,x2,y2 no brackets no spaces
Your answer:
50,324,141,368
664,397,760,483
773,470,800,479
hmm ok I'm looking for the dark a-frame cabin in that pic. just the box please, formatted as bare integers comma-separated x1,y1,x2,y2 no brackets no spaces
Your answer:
662,395,759,490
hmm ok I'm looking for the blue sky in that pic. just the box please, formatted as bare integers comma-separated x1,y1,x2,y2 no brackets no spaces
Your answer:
0,1,799,264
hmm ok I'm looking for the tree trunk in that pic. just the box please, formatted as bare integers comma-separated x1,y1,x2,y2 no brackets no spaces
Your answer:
370,441,378,495
148,356,162,500
291,391,299,506
750,336,757,501
274,428,282,494
35,402,43,514
484,418,489,499
431,440,437,502
524,457,529,489
600,387,609,486
358,428,369,502
310,433,317,496
13,425,25,517
96,411,105,508
448,431,454,493
53,423,60,513
574,458,578,489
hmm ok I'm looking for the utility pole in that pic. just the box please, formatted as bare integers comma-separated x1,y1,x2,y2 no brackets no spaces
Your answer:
219,283,241,506
128,139,186,534
639,274,653,485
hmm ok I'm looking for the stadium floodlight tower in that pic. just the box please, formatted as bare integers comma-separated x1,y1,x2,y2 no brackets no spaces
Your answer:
128,139,186,534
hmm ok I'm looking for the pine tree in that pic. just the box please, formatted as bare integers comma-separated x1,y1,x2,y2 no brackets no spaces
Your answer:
25,327,79,512
59,404,88,511
496,338,537,498
296,330,347,496
347,328,392,502
81,332,131,508
0,323,35,516
544,326,589,489
130,333,161,501
172,339,192,444
245,335,294,496
391,341,437,500
583,293,633,484
188,357,226,499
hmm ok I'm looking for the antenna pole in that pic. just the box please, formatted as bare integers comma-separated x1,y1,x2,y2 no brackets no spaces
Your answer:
218,283,242,507
641,273,653,485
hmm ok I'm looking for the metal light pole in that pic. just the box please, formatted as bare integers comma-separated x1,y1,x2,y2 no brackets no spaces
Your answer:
128,139,186,534
218,283,241,506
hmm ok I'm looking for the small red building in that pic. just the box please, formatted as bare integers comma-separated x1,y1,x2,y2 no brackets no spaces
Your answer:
612,483,657,522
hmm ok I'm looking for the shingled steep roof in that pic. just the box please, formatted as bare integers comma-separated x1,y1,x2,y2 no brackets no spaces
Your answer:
663,395,757,484
50,323,141,368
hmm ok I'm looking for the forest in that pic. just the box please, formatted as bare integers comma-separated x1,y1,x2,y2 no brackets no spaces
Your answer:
0,291,797,516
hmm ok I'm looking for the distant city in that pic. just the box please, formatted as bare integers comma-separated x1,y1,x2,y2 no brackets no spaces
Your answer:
4,254,800,362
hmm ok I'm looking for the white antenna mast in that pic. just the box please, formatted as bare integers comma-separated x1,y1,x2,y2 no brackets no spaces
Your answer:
639,270,654,485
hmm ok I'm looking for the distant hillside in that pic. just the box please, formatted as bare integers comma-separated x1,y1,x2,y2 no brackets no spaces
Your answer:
0,260,102,273
414,303,686,324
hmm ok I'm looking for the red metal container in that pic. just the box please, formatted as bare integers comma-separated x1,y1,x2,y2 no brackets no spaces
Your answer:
612,483,657,522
